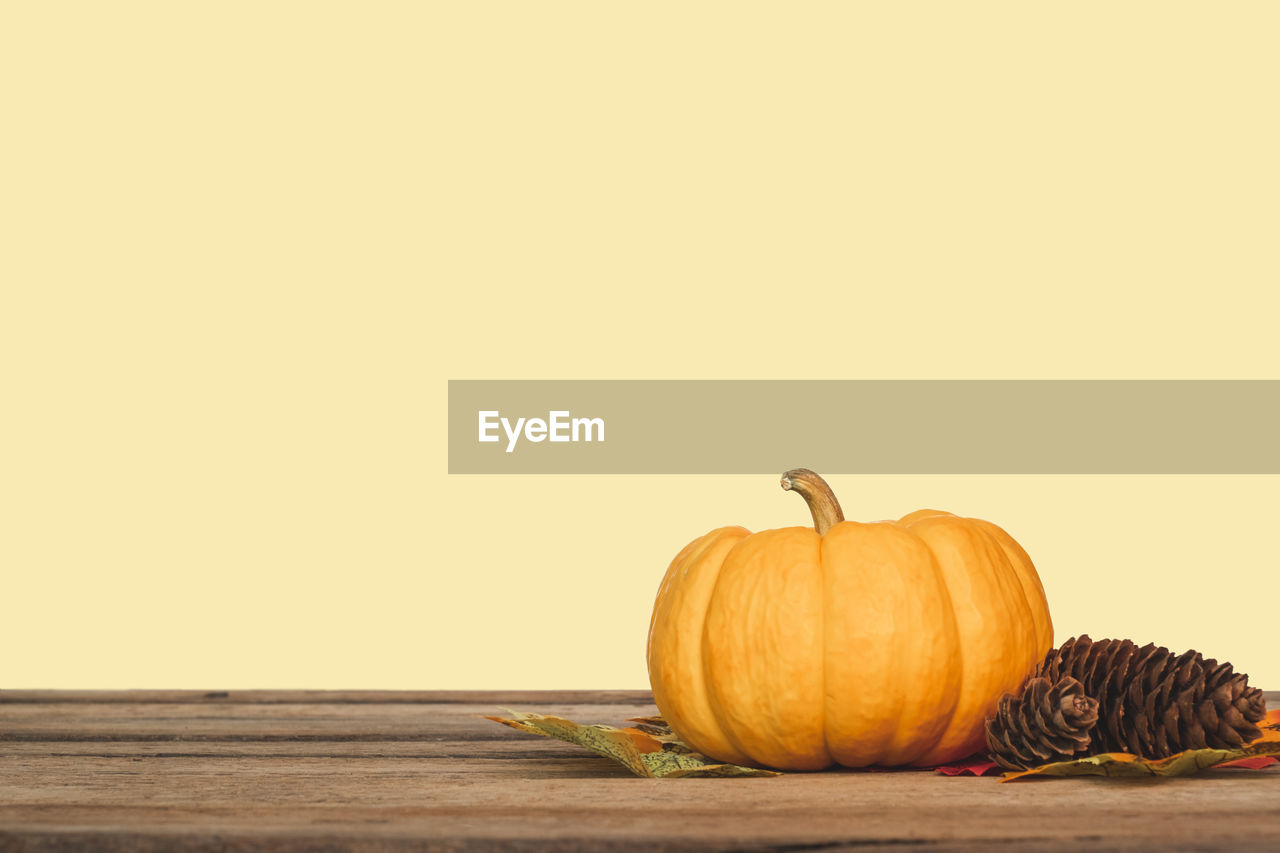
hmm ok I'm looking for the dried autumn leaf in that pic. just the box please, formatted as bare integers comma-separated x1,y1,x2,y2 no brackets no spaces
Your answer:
1218,756,1279,770
935,757,1002,777
1000,709,1280,782
487,709,779,778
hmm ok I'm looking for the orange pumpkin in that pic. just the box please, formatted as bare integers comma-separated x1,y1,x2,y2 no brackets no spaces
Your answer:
646,469,1053,770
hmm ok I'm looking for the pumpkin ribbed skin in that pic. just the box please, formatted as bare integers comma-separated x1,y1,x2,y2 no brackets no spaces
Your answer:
647,503,1053,770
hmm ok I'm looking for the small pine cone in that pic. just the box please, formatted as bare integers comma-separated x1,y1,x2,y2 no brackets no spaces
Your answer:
986,636,1269,769
985,676,1100,770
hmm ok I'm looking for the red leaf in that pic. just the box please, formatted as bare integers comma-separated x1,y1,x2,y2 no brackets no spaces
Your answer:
1216,756,1278,770
935,758,1002,777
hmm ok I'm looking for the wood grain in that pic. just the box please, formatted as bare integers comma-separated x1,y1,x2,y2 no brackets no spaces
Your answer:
1,690,1277,851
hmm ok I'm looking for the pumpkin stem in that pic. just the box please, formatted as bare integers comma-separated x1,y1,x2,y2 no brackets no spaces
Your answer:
780,469,845,535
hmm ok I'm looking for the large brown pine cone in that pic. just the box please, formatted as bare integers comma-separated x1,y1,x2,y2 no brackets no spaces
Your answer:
985,636,1267,770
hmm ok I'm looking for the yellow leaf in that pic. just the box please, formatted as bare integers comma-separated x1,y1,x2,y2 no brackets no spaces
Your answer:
487,709,779,778
1253,707,1280,743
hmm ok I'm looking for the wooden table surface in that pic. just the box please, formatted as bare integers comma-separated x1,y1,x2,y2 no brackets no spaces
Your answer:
2,689,1278,851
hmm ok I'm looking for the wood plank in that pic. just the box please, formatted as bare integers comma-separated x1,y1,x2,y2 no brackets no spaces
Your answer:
0,740,589,759
0,690,655,705
0,690,1277,851
4,772,1280,851
0,701,657,741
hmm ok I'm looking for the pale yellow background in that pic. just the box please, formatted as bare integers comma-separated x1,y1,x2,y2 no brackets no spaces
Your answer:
2,3,1277,689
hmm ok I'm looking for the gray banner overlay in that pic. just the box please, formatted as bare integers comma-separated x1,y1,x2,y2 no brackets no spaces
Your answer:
448,381,1280,474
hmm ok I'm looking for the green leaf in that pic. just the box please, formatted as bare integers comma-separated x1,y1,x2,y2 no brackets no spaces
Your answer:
1001,732,1280,782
